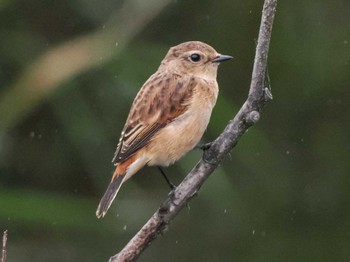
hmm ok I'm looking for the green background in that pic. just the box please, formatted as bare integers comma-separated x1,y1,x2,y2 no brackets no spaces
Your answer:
1,0,349,261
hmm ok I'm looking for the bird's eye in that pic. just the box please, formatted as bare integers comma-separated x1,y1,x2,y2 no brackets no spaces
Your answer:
190,53,201,62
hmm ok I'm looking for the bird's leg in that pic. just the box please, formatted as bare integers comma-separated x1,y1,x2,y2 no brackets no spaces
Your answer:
157,166,176,190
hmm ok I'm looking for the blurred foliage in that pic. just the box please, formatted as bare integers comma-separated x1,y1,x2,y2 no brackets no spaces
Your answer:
1,0,350,261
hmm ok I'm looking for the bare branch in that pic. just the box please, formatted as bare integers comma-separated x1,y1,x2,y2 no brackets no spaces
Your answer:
2,230,7,262
109,0,277,261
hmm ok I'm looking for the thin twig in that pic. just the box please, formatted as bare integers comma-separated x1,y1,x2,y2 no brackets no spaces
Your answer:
2,230,7,262
109,0,277,261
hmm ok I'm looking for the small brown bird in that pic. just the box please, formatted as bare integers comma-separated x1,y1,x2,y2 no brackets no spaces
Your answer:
96,41,232,218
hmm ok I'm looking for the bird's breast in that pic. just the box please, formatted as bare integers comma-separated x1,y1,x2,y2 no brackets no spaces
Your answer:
146,80,218,166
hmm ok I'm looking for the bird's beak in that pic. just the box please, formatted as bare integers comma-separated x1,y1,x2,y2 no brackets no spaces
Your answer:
212,54,233,63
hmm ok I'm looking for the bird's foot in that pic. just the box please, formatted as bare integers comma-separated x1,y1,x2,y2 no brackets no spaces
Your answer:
195,142,212,151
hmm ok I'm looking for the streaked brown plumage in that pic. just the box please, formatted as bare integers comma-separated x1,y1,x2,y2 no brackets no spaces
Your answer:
96,41,232,218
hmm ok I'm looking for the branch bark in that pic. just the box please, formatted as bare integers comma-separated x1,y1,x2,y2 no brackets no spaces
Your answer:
2,230,7,262
109,0,277,261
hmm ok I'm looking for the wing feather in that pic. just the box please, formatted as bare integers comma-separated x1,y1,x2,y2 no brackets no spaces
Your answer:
112,73,196,164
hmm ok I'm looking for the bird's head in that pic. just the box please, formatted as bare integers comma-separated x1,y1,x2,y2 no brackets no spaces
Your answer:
160,41,232,80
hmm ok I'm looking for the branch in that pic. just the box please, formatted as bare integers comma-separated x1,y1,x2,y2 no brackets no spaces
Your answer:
2,230,7,262
109,0,277,261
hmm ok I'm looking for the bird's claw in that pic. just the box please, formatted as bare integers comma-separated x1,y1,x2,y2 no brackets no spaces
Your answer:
196,142,212,151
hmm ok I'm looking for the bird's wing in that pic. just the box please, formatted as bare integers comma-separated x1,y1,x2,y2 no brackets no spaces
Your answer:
112,73,197,164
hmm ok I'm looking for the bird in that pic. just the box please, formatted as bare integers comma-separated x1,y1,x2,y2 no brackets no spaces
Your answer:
96,41,232,218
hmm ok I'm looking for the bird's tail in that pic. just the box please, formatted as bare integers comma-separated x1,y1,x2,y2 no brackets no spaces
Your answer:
96,171,125,218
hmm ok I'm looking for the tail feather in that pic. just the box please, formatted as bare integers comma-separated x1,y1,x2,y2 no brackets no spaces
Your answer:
96,174,125,218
